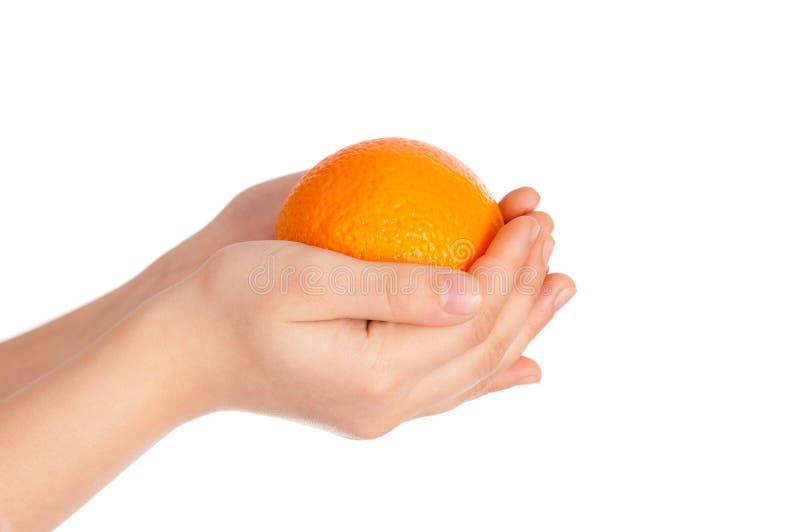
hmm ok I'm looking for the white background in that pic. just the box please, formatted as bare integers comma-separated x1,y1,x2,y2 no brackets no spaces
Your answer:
2,1,799,530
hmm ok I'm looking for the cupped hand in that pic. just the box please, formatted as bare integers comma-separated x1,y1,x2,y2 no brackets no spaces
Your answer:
159,188,575,438
154,172,302,286
204,172,303,245
0,179,574,531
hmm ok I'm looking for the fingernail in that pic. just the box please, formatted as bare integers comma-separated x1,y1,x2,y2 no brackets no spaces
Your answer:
439,274,482,315
553,287,576,311
542,236,555,264
528,218,541,244
518,372,542,385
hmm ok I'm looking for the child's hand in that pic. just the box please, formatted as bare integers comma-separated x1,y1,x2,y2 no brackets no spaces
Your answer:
0,182,573,529
153,172,304,288
158,206,573,438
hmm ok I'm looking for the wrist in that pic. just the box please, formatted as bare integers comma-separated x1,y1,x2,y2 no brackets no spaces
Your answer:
123,285,222,423
0,292,211,529
134,236,206,297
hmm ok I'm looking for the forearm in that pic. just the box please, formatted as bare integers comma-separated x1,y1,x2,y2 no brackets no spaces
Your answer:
0,294,204,530
0,173,299,398
0,228,216,399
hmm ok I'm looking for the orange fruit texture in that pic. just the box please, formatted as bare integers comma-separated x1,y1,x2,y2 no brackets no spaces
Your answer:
275,138,504,271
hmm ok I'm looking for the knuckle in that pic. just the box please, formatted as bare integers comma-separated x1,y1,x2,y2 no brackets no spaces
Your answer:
383,289,401,320
347,366,405,438
196,247,233,298
469,311,495,345
364,370,402,401
533,211,554,233
382,276,408,320
482,335,507,375
469,377,492,401
346,416,396,440
545,273,575,293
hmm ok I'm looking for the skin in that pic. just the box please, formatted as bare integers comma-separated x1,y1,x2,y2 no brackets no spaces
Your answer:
0,175,575,530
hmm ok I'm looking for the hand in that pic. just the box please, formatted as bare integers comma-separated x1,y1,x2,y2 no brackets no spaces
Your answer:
160,191,575,438
0,183,574,529
152,171,304,289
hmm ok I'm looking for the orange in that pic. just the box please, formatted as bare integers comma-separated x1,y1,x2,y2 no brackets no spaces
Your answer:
275,138,503,271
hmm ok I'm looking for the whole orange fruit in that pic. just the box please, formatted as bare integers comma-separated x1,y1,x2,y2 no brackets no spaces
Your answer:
275,138,503,270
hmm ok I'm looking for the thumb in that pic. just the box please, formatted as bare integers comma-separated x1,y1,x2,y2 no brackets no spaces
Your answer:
288,259,483,326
